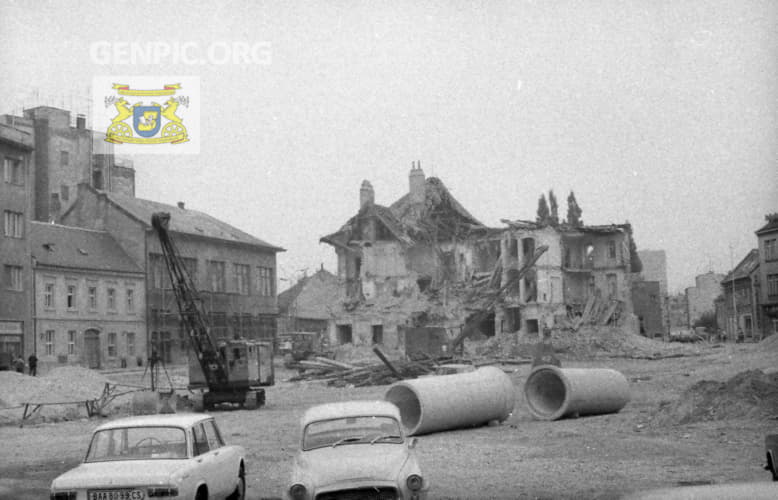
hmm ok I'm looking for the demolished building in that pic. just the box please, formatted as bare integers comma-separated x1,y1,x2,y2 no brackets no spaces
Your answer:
319,164,640,350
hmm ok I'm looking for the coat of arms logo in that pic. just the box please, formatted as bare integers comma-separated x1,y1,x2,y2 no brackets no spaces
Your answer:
104,83,189,144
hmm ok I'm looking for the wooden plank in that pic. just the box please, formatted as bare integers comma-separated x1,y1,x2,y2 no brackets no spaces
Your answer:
313,357,355,370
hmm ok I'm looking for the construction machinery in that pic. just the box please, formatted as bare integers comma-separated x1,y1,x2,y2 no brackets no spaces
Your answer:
151,212,274,411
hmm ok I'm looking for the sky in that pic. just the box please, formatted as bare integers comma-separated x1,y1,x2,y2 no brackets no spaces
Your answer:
1,0,776,294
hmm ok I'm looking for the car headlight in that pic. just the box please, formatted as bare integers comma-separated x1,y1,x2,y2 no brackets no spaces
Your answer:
50,493,76,500
147,486,179,497
289,483,307,500
406,474,423,491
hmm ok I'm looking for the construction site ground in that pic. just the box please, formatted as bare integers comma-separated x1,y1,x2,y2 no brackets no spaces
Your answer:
1,336,777,500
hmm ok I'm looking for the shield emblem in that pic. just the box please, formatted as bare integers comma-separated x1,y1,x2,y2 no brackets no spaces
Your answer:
133,105,162,137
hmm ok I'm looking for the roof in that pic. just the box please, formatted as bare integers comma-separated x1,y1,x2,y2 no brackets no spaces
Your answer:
30,222,143,274
302,401,400,425
78,187,284,251
94,413,213,432
277,268,337,312
722,249,759,283
321,176,485,248
756,215,778,235
0,123,33,150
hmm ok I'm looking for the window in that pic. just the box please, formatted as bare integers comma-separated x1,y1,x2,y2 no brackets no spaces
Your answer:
60,150,69,166
608,240,617,259
207,260,226,292
4,265,22,291
193,423,210,456
150,254,170,289
182,257,198,285
233,263,250,295
45,330,55,356
66,284,77,310
768,274,778,298
88,286,97,310
203,420,224,450
256,266,274,296
60,184,69,202
126,288,134,313
107,288,116,311
3,157,23,185
107,332,117,358
126,332,135,356
766,238,778,261
3,210,23,238
67,330,76,355
44,282,55,308
372,325,383,345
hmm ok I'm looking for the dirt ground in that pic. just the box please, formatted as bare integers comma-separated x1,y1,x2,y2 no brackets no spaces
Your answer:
1,340,776,500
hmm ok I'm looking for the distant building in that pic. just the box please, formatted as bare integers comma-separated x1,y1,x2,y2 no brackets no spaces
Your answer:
716,249,760,340
631,280,665,338
756,213,778,337
637,249,669,330
1,107,135,222
30,222,146,372
61,184,284,365
277,267,339,335
0,123,34,359
667,293,689,330
685,271,724,327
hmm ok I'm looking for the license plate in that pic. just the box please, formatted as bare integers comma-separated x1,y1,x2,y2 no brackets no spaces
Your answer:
88,490,145,500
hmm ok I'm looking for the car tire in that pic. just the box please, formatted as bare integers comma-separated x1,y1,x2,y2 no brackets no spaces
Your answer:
231,465,246,500
770,455,778,481
195,486,208,500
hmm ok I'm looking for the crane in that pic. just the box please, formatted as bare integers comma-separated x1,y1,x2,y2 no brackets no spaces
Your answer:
151,212,272,410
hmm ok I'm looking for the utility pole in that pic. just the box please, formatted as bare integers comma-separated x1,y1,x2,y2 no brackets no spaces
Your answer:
729,244,737,341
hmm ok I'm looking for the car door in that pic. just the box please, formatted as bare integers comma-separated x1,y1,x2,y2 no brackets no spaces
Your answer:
203,419,232,496
192,422,217,493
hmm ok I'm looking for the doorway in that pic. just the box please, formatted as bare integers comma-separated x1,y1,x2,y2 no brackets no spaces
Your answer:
84,329,101,369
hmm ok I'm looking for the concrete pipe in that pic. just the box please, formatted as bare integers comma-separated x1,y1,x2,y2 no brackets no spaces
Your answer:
523,365,630,421
384,366,516,436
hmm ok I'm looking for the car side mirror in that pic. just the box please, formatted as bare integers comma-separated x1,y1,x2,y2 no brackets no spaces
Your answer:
408,437,418,449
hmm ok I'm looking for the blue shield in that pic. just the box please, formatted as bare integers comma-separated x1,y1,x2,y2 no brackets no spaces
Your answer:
133,106,162,138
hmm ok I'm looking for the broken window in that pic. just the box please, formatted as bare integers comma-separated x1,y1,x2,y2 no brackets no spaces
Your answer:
525,269,537,302
607,273,617,300
506,307,521,332
564,247,571,268
585,245,595,266
608,240,617,259
509,238,518,259
507,268,521,295
526,319,539,336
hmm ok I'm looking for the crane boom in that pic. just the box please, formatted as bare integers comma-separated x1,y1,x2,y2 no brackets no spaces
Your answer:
151,212,230,388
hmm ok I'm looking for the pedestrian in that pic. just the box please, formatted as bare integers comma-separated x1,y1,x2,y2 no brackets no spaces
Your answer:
13,355,24,374
27,353,37,376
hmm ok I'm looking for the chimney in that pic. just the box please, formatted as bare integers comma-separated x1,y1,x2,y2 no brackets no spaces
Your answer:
409,160,425,205
76,114,86,129
359,180,374,208
177,201,185,209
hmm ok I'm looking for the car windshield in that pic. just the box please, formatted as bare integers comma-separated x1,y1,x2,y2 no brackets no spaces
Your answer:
303,416,403,450
85,426,188,462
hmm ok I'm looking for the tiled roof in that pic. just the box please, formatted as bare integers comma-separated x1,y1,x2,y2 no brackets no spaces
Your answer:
101,190,284,251
30,222,143,274
722,249,759,283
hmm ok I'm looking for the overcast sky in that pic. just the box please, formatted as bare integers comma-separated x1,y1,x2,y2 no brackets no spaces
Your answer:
1,0,776,294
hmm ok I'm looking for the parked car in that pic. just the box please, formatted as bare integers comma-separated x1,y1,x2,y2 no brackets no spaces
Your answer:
288,400,428,500
50,413,246,500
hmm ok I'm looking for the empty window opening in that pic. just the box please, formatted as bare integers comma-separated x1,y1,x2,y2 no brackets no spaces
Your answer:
506,307,521,333
416,276,431,292
337,324,353,345
526,319,540,336
372,325,383,345
522,238,535,261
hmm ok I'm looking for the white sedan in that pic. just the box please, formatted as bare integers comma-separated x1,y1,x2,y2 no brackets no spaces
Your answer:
288,400,428,500
50,413,246,500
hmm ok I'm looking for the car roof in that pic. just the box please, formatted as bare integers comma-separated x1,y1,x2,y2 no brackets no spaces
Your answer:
93,413,213,432
302,400,400,425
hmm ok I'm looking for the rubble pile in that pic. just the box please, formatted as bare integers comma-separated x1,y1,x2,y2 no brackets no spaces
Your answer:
0,366,110,408
333,344,404,363
654,369,778,425
289,353,438,387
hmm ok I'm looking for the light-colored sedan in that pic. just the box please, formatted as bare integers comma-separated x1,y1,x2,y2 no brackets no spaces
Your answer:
50,413,246,500
288,400,428,500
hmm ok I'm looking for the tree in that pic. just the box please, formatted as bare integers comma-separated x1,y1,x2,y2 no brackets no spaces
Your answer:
566,191,582,226
548,190,559,226
536,194,550,225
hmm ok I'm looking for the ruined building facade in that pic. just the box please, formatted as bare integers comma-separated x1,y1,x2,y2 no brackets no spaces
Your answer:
320,166,639,349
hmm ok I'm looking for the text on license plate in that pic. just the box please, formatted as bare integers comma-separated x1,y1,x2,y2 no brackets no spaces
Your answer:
88,490,145,500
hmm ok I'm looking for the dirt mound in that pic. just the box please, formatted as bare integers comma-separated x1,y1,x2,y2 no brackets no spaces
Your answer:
760,333,778,350
0,366,110,407
654,369,778,425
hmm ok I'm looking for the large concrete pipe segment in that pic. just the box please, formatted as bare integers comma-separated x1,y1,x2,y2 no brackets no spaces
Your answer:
523,365,630,421
384,366,516,436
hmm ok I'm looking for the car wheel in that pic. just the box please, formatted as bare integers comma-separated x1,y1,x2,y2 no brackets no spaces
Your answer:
770,456,778,481
235,465,247,500
195,485,208,500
